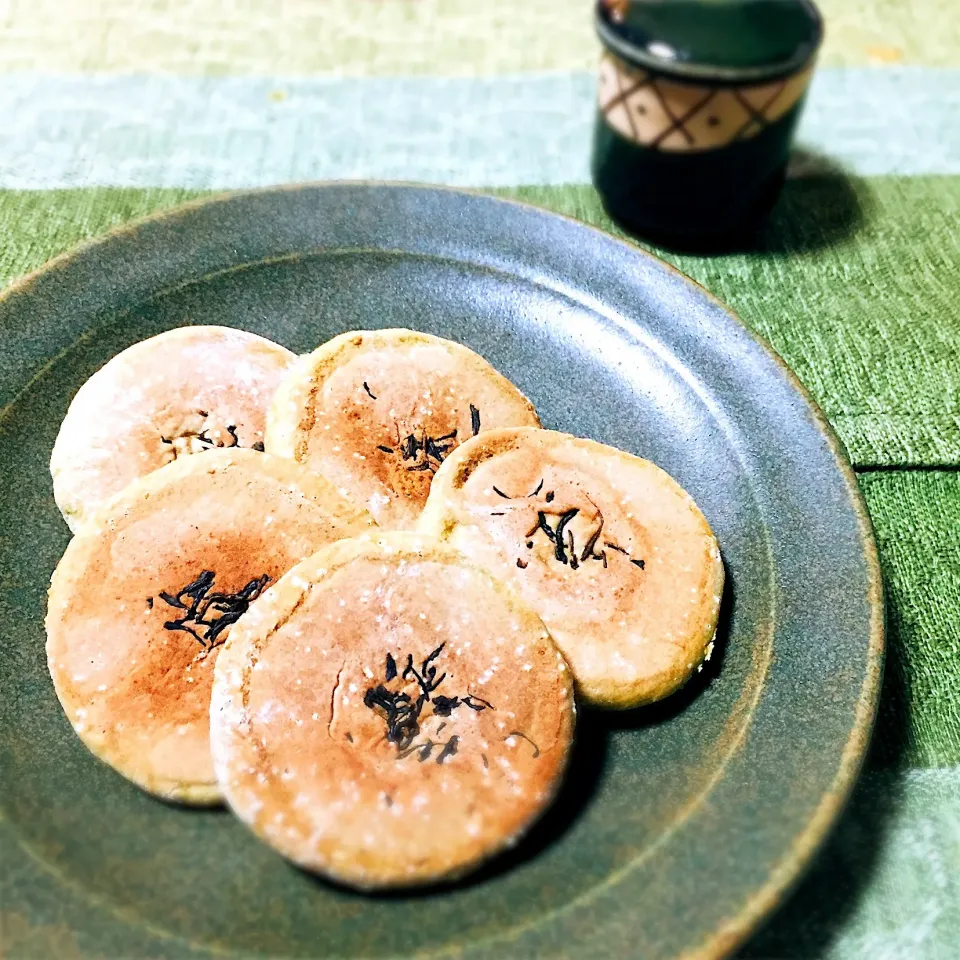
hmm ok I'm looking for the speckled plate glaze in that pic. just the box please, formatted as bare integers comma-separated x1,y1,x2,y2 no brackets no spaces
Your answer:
0,184,882,960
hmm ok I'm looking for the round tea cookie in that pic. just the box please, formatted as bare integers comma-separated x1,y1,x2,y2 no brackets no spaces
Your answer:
265,329,541,531
419,428,724,709
51,325,295,531
211,533,575,889
46,449,374,804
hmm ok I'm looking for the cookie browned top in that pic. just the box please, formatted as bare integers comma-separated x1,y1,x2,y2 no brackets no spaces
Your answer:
265,329,540,531
211,534,574,889
419,428,724,709
46,449,374,804
51,325,295,531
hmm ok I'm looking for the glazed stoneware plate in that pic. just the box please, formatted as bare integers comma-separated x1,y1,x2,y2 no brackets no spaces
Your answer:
0,184,882,959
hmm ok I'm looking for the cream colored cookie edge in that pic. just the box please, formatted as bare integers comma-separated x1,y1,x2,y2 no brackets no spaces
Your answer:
45,523,225,805
51,325,296,532
264,329,542,465
211,531,576,889
46,448,374,805
420,427,726,710
84,447,373,535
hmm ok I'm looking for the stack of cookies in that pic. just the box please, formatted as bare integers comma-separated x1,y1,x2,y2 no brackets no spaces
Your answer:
46,325,723,890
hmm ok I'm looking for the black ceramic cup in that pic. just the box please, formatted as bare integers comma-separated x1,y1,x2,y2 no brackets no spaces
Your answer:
591,0,823,247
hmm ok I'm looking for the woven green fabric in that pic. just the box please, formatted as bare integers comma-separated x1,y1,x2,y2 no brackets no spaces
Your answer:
861,471,960,768
744,765,960,959
2,185,957,772
504,178,960,469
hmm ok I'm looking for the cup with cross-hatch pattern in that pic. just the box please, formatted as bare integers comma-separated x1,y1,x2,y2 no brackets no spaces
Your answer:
592,0,823,247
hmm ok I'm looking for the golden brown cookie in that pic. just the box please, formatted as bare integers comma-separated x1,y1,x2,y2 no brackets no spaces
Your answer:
419,428,724,709
265,329,540,530
46,449,374,804
210,533,575,889
51,325,295,531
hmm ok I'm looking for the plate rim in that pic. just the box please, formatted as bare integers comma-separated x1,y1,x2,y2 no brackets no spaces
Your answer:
0,181,884,960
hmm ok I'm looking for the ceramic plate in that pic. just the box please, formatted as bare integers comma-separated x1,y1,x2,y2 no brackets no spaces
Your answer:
0,184,882,960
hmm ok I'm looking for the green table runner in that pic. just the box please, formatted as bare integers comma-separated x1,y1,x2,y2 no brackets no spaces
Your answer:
1,2,958,956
